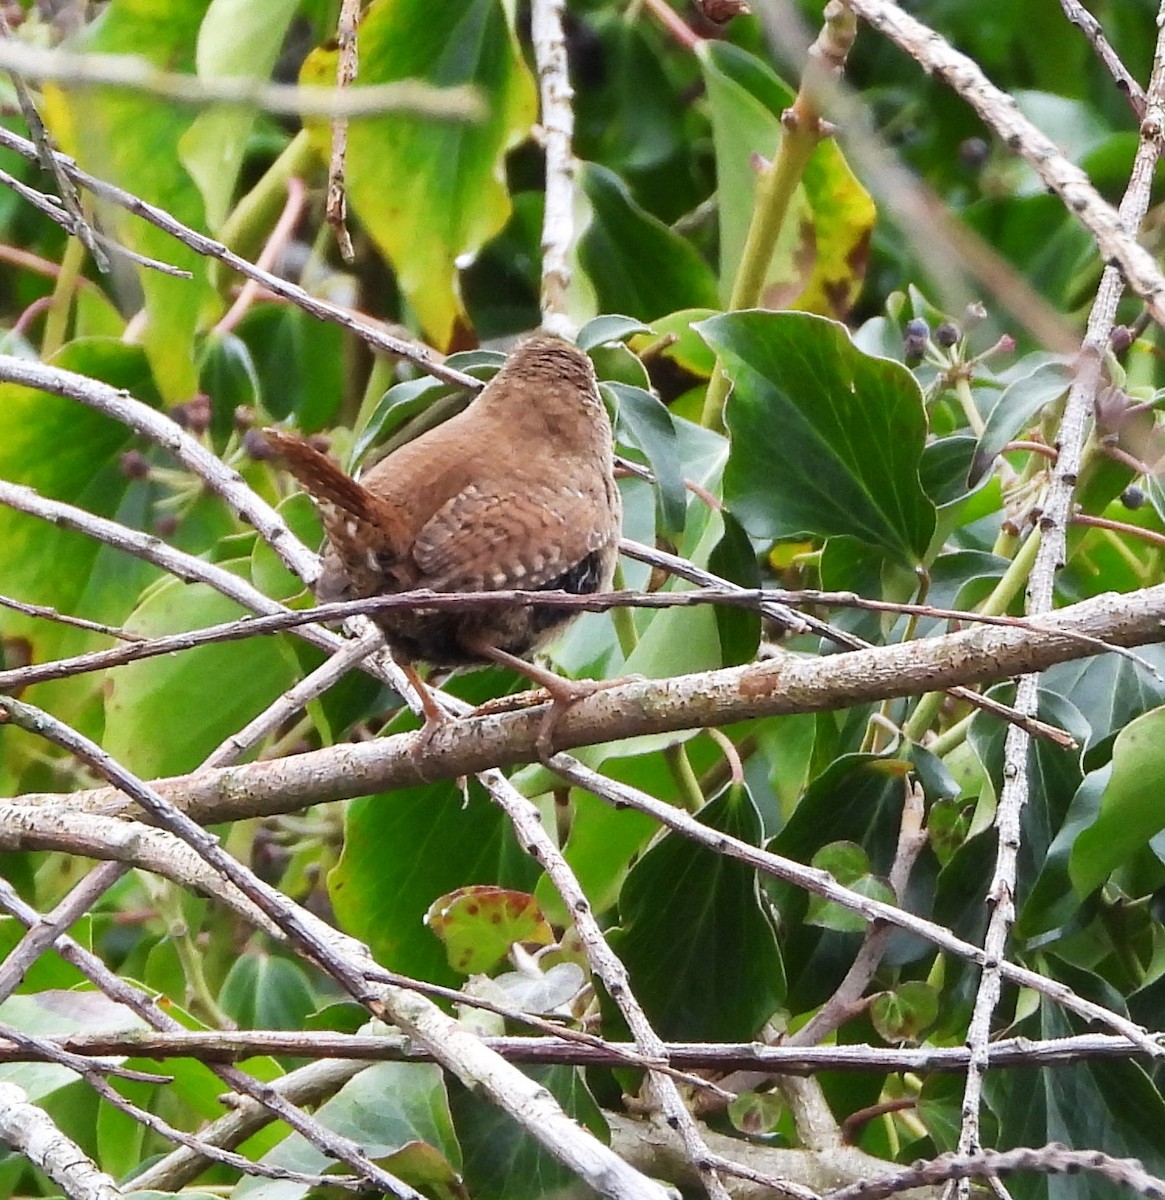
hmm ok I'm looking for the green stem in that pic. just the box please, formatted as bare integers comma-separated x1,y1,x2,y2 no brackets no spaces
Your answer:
218,130,318,266
41,234,85,358
953,374,984,436
698,3,854,431
979,525,1041,617
927,710,974,758
700,123,818,430
142,876,231,1027
902,529,1040,744
611,563,638,658
664,743,705,813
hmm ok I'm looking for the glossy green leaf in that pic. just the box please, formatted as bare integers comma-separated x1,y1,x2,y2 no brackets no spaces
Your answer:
805,842,895,933
449,1065,604,1200
178,0,300,229
1071,707,1165,898
353,350,503,463
984,994,1165,1199
577,314,651,351
870,980,940,1042
301,0,536,348
103,573,299,776
606,381,686,536
970,360,1073,485
0,340,161,784
767,753,932,1009
219,953,318,1030
577,162,720,321
329,781,540,986
643,308,719,378
198,331,260,446
608,783,784,1040
1043,645,1165,751
237,1063,460,1200
703,310,935,565
920,435,978,509
45,2,215,400
706,511,762,666
697,40,875,316
238,305,345,433
535,791,658,924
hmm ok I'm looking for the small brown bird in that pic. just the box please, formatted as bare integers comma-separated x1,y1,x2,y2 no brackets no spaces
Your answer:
264,333,622,751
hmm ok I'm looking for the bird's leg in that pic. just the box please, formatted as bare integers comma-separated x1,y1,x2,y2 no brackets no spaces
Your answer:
399,662,459,774
475,646,620,761
400,661,446,726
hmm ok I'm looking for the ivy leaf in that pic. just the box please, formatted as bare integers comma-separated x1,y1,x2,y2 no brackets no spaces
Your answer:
698,40,875,316
701,310,935,565
608,783,785,1040
301,0,536,349
577,162,720,320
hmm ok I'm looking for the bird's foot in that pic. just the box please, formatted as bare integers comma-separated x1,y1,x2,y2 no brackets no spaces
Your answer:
470,644,632,764
401,663,459,779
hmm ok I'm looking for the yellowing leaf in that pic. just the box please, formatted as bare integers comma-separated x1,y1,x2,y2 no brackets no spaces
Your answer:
43,0,217,400
302,0,536,348
698,40,875,320
425,886,552,975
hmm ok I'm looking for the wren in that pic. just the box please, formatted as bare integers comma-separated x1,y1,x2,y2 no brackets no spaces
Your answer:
264,333,623,750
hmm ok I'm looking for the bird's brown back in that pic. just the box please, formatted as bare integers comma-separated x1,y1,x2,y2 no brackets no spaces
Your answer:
265,333,622,667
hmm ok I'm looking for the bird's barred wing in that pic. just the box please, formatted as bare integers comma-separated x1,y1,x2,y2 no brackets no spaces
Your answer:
413,480,615,592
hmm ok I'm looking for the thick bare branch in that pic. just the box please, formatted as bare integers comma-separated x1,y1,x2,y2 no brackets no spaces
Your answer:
17,580,1163,827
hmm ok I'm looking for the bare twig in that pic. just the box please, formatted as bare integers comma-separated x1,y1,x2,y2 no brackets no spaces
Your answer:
641,0,702,51
831,1144,1165,1200
0,163,191,276
786,778,926,1049
200,631,383,768
532,0,576,334
0,1029,1157,1073
0,125,479,388
0,356,321,583
8,731,1158,1066
0,877,478,1198
0,13,108,271
955,8,1165,1175
0,580,1124,699
622,539,1080,747
0,593,142,642
0,868,122,1005
841,0,1165,335
1058,0,1146,117
0,39,481,119
0,1026,352,1187
0,1083,121,1200
327,0,360,262
543,756,1163,1058
129,1059,368,1192
1073,510,1165,551
0,697,675,1200
20,584,1165,828
481,767,733,1200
